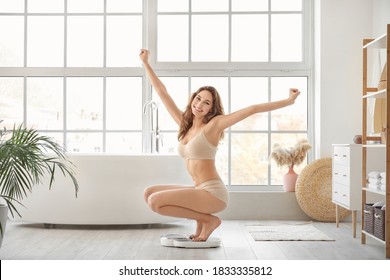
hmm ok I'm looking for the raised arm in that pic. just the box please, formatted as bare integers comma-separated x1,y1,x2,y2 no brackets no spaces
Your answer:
139,49,182,125
212,88,301,131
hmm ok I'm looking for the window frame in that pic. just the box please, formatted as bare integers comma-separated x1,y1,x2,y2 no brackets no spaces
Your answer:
0,0,314,191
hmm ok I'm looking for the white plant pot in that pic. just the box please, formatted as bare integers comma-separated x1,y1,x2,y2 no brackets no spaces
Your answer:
0,204,9,248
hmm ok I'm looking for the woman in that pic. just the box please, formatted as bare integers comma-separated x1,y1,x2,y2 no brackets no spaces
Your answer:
140,49,300,242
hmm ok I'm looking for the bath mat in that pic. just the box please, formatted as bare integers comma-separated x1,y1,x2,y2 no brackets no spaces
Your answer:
246,222,334,241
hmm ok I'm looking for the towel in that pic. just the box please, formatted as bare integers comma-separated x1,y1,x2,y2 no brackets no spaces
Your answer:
368,171,381,178
380,172,386,178
373,201,385,208
368,183,380,189
368,178,381,185
380,184,386,191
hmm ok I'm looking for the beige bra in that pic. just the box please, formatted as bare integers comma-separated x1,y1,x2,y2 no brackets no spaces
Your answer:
178,129,217,160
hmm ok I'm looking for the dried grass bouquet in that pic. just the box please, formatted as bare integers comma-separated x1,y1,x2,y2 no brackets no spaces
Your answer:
270,139,311,168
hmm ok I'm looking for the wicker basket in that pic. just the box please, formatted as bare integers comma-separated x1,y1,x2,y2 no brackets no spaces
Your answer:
374,206,386,240
363,203,374,234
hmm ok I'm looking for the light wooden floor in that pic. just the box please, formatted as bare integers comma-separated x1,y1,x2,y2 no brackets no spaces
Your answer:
0,219,387,260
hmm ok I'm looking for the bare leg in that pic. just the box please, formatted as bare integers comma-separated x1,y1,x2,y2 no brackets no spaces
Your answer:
190,221,203,239
145,185,201,237
147,187,226,241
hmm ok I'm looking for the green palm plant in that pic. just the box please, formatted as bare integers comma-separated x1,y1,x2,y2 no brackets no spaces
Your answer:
0,123,79,235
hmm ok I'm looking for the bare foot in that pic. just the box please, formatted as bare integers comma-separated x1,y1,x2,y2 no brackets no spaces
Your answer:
193,216,221,242
190,221,203,240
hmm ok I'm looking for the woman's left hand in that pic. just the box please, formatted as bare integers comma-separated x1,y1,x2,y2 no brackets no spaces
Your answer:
288,88,300,104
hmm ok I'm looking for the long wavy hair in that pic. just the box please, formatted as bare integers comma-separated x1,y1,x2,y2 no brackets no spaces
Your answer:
178,86,225,141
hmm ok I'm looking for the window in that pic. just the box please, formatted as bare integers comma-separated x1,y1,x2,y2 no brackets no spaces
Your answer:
0,0,312,191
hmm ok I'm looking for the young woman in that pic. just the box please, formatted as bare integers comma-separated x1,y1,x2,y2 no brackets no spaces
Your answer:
140,49,300,242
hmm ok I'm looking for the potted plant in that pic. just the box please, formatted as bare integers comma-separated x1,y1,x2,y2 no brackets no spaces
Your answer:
269,139,311,192
0,122,79,247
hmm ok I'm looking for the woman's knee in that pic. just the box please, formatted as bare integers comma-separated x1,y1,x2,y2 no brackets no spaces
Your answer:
147,193,162,213
143,185,158,202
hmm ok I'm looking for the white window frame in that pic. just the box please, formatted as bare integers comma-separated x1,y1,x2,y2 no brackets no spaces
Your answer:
144,0,314,191
0,0,314,191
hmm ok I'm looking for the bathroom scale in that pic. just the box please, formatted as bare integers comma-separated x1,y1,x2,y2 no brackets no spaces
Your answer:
160,234,221,248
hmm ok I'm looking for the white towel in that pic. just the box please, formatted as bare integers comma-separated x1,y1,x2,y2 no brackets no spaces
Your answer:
368,171,381,178
380,184,386,191
368,178,381,185
368,183,380,189
380,172,386,178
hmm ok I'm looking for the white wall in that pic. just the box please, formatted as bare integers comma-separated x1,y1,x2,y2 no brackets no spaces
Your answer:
316,0,373,158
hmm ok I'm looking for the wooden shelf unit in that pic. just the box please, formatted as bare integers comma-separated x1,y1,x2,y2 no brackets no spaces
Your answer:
361,24,390,259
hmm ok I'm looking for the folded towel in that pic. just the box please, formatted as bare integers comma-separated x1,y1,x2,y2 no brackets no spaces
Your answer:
380,172,386,178
368,183,380,189
373,201,385,208
368,171,381,178
368,178,381,184
382,205,386,210
380,184,386,191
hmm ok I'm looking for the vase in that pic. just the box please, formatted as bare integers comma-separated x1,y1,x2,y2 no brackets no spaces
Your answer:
283,165,298,192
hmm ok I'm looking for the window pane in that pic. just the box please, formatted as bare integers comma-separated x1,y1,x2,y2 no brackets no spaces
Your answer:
40,132,64,148
106,77,142,130
271,77,307,131
67,133,103,153
106,16,142,67
232,15,268,62
158,0,188,12
0,0,24,12
66,78,103,130
153,77,188,130
157,132,178,154
106,133,142,153
232,0,268,11
28,0,64,13
67,16,103,67
272,0,302,11
271,14,302,62
0,16,24,67
192,0,228,12
231,77,268,130
158,15,189,62
231,133,268,185
270,133,308,185
107,0,142,13
67,0,103,13
27,16,64,67
192,15,228,62
0,77,24,126
27,78,63,130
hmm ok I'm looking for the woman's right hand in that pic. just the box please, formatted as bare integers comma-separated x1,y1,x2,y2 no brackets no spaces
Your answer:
139,49,150,64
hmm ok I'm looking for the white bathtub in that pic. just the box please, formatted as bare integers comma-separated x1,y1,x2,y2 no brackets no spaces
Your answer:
13,154,193,225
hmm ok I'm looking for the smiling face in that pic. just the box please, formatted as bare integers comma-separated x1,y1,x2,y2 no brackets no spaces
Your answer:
191,89,214,118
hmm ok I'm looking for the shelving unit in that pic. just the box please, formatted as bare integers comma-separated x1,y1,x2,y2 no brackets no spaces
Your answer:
361,24,390,258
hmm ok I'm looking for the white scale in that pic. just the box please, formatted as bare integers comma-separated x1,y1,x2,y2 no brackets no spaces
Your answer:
160,234,221,248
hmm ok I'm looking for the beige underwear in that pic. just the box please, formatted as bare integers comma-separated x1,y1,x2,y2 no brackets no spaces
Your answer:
195,179,229,205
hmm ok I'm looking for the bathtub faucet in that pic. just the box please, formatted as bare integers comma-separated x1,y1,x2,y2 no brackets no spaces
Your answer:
143,100,162,153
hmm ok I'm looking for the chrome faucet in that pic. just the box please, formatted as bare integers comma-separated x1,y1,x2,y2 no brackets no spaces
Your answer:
143,100,162,153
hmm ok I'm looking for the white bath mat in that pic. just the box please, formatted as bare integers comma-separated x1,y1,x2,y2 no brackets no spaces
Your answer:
246,222,334,241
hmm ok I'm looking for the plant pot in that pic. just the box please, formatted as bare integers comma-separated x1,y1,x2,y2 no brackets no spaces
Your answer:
283,165,298,192
0,204,8,248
